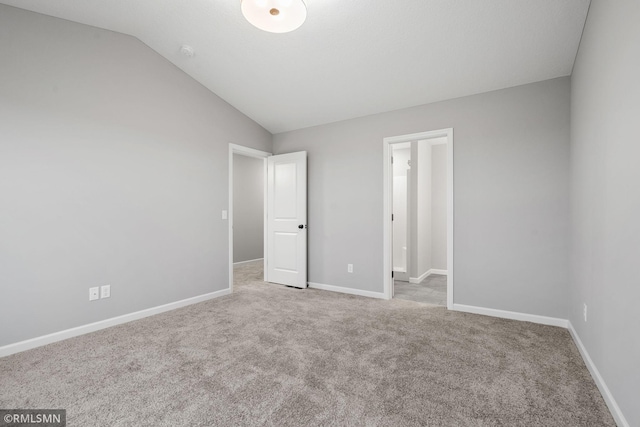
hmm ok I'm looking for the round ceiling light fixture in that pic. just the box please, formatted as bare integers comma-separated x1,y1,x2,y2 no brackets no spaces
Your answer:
241,0,307,33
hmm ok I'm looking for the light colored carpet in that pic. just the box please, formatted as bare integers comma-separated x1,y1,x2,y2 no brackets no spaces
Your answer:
1,261,614,426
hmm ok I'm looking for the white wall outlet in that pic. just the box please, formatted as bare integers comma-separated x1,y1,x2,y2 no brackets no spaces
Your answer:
583,303,588,322
89,287,99,301
101,285,111,299
222,210,228,220
347,264,353,273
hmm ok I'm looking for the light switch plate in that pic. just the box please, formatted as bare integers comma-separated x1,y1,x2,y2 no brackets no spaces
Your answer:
101,285,111,299
222,210,228,220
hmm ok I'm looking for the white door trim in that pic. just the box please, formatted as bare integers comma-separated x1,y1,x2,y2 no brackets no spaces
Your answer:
228,144,271,293
382,129,454,308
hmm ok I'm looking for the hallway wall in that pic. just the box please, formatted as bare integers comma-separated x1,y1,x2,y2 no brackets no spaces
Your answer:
431,143,447,271
233,154,264,263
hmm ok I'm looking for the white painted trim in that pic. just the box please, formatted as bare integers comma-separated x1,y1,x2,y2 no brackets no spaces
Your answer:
452,304,568,328
394,270,410,282
233,258,264,266
447,305,625,423
568,322,630,427
408,269,448,283
409,269,431,284
445,130,454,310
384,131,446,144
308,282,386,300
384,141,392,300
383,128,454,308
228,144,271,294
0,289,231,358
418,137,448,146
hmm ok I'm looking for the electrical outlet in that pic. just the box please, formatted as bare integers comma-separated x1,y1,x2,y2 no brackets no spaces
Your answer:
89,287,99,301
583,303,588,322
101,285,111,299
347,264,353,273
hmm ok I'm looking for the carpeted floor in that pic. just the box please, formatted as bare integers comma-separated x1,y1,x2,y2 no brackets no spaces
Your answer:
0,261,614,426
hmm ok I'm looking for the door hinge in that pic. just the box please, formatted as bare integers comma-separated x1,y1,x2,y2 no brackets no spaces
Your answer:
391,156,394,164
392,214,394,221
392,271,394,278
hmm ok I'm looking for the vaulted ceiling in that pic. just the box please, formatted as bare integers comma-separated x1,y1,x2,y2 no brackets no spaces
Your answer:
0,0,590,133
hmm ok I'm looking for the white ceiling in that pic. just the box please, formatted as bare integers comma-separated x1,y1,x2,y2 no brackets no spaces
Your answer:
1,0,590,134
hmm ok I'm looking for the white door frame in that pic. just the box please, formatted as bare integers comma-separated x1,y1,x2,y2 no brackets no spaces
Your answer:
228,143,271,292
382,129,454,308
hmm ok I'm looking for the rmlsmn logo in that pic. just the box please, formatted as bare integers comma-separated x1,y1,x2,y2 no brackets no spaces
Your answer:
0,409,66,427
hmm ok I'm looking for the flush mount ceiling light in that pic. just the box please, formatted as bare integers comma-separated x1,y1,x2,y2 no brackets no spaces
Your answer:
241,0,307,33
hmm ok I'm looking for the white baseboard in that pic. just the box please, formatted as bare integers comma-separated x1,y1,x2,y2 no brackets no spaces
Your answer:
233,258,264,265
409,270,431,284
452,303,569,328
409,269,448,284
308,282,387,300
568,321,629,427
0,288,232,358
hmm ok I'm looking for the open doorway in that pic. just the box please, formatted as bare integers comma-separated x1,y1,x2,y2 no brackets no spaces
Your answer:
392,142,411,282
228,144,270,293
228,144,308,292
391,138,447,305
383,129,454,309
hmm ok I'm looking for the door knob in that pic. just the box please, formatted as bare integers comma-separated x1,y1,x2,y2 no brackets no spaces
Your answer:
298,224,305,229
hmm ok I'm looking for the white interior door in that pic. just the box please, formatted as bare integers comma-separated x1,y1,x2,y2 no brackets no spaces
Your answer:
267,151,307,288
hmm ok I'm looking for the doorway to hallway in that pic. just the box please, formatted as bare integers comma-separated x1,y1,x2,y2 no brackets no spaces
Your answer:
383,129,454,308
228,144,308,292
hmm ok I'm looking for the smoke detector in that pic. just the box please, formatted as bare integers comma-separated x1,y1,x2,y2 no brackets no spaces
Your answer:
180,45,194,58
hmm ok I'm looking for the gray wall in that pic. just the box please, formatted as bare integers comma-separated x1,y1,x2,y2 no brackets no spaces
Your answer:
392,147,410,272
273,77,570,318
569,0,640,424
233,154,264,263
0,5,272,346
410,141,432,279
431,144,447,271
